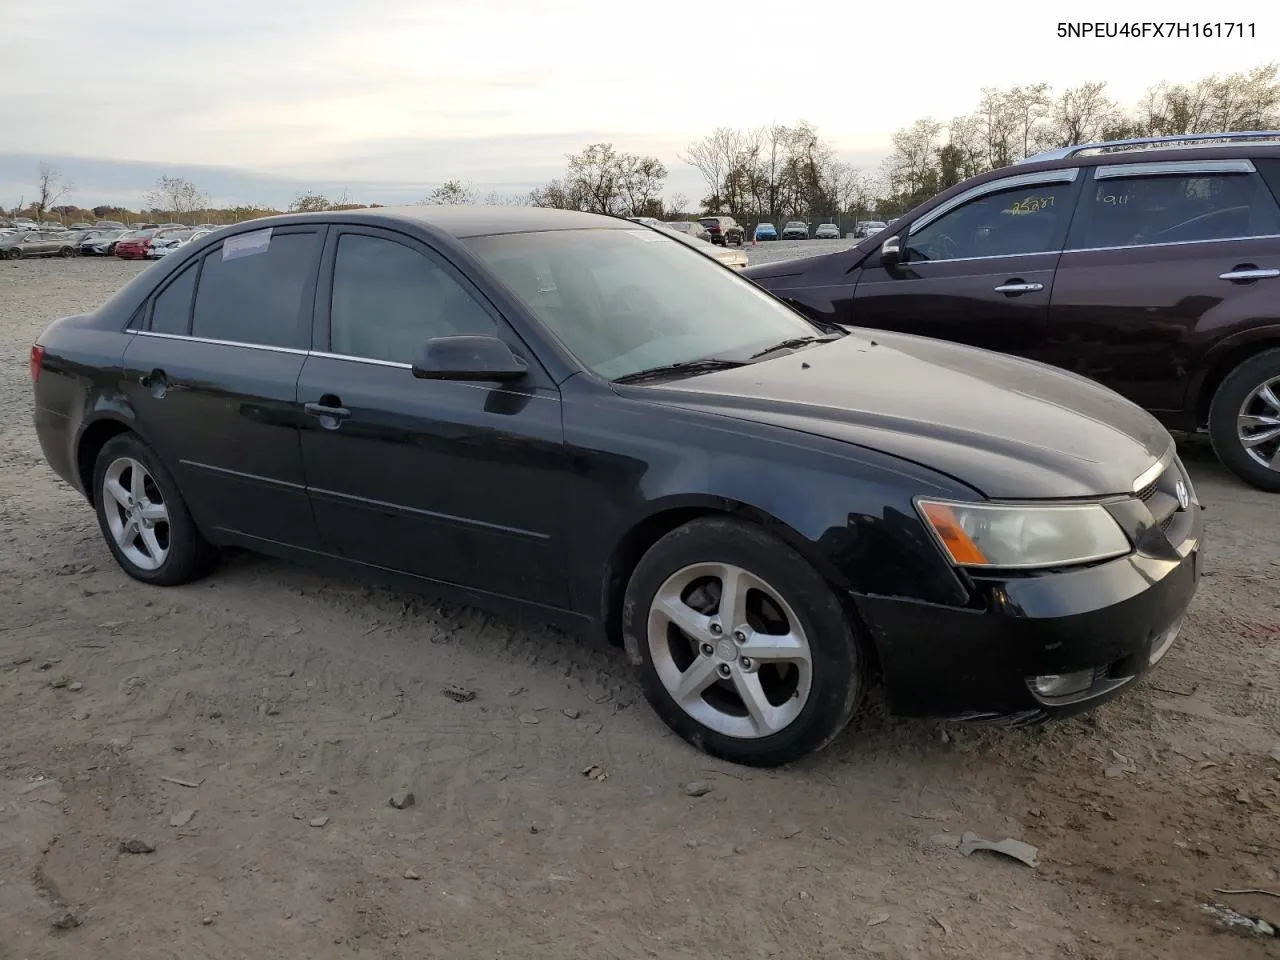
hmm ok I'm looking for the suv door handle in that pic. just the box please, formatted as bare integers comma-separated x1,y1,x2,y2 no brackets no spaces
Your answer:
993,281,1044,295
1219,267,1280,282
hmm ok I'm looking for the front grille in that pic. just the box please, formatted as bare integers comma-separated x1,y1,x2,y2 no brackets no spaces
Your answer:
1137,480,1159,502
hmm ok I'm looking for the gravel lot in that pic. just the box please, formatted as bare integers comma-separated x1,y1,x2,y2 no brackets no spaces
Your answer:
2,257,1279,959
741,236,862,265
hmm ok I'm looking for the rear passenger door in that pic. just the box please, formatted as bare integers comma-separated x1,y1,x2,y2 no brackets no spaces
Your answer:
120,225,326,549
851,170,1080,359
1046,159,1280,417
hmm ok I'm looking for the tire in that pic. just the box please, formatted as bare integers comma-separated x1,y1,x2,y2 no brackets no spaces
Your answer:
107,243,117,256
623,517,864,767
1208,347,1280,492
91,433,218,585
59,246,74,258
9,248,21,260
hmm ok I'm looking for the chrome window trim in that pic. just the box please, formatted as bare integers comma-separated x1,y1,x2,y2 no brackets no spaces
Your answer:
1061,232,1280,255
308,350,411,370
908,168,1079,236
129,332,556,398
1094,158,1256,179
133,330,308,355
884,251,1061,266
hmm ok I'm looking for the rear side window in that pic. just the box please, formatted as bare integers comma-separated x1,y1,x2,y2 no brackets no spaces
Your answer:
1068,172,1280,249
149,262,197,335
191,230,319,348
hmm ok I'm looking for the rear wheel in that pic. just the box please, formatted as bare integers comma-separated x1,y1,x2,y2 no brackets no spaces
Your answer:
8,248,21,260
623,517,864,767
92,433,218,585
59,246,74,258
1208,348,1280,492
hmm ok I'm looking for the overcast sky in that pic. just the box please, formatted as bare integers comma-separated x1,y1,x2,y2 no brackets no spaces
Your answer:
2,0,1276,208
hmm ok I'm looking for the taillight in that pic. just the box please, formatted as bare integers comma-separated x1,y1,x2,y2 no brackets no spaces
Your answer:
30,344,45,383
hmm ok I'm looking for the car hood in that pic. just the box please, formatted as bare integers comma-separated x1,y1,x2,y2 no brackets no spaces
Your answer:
633,330,1171,499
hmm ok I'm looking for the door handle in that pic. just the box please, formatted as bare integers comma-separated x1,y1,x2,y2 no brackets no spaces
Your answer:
1219,267,1280,282
304,401,351,420
993,281,1044,295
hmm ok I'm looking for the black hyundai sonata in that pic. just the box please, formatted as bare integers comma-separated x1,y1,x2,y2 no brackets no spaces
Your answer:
31,206,1203,766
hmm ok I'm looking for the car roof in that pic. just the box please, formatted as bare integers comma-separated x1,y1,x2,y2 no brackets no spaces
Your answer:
194,205,637,240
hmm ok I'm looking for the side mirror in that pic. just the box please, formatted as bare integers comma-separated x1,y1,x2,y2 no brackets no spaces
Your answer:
411,335,529,382
879,235,903,268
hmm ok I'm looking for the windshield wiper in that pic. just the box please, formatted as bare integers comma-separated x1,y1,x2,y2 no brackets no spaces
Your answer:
744,332,844,361
612,358,747,385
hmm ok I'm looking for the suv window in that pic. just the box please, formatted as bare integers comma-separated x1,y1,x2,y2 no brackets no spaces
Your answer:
329,233,495,363
1067,171,1280,249
907,181,1073,261
150,262,197,335
191,230,319,348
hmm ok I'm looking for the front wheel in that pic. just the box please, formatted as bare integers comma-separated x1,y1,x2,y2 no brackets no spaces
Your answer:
59,246,74,257
623,517,864,767
92,433,219,585
1208,348,1280,492
8,248,21,260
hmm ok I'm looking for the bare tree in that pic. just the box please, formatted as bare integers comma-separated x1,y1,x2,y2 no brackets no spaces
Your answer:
528,178,583,210
1007,83,1053,159
619,154,668,217
1048,81,1120,146
424,179,477,204
681,127,743,213
144,176,208,223
289,191,331,213
663,192,690,219
34,163,73,223
483,190,529,205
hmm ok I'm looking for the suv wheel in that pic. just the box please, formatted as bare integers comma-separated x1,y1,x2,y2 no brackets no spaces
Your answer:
1208,347,1280,492
623,517,864,766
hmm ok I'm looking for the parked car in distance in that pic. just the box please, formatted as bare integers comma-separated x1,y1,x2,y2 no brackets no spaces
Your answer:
663,221,712,241
698,215,745,246
627,216,663,228
781,220,809,240
94,220,127,230
744,130,1280,491
82,230,132,257
1,231,77,259
114,229,163,259
145,230,195,259
814,223,841,240
660,223,749,269
855,221,887,237
31,205,1202,766
754,222,779,241
39,221,65,231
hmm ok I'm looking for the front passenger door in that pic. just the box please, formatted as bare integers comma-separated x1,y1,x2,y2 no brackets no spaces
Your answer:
851,171,1081,359
297,227,569,607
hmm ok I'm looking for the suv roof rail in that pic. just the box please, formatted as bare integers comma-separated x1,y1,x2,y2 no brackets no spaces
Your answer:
1017,130,1280,165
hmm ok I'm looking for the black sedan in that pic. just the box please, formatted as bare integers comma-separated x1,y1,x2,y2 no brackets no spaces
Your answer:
30,207,1203,767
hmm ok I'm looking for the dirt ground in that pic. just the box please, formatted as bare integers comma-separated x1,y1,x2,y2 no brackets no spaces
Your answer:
2,257,1278,960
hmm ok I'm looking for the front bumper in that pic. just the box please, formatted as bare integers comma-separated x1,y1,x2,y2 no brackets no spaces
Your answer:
856,483,1204,721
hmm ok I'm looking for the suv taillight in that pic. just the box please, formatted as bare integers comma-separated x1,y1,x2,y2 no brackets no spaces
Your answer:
30,344,45,383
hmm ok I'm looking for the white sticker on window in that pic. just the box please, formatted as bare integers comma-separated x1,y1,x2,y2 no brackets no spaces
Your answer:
222,227,273,261
623,229,669,242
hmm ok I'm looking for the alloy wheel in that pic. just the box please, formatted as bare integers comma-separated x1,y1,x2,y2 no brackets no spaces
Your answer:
646,562,813,739
101,456,171,571
1237,374,1280,471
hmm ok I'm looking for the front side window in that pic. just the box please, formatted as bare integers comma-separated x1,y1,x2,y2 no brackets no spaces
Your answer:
465,228,820,381
906,182,1073,261
328,233,495,363
1067,172,1280,249
191,230,319,348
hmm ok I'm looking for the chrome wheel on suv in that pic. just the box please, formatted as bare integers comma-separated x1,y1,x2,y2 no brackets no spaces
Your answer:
1209,348,1280,492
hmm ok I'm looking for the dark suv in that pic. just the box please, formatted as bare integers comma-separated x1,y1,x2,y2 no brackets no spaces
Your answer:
744,131,1280,491
698,216,745,246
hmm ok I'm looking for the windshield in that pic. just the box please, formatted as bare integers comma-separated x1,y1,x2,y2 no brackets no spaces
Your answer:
465,228,820,381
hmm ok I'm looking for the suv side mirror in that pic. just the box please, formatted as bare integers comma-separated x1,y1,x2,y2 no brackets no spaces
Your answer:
412,335,529,382
879,235,903,268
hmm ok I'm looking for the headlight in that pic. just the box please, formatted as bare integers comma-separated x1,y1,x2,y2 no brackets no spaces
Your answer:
916,499,1131,569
